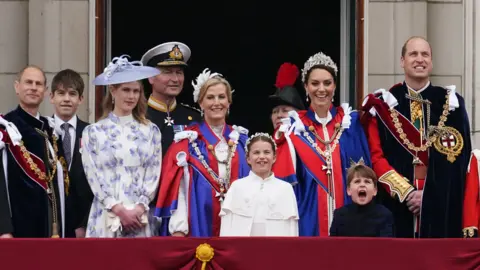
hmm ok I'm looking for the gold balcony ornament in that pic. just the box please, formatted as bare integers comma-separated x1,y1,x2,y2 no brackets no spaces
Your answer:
196,243,214,270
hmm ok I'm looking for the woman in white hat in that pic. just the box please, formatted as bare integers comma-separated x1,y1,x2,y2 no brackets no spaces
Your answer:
81,55,162,238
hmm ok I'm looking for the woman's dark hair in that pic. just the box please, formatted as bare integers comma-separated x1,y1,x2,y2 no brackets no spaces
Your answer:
304,64,337,84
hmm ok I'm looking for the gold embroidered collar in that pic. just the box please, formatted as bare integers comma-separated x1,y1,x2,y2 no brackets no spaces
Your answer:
148,96,177,112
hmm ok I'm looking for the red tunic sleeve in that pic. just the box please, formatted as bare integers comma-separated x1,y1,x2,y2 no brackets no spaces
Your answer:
155,139,189,215
463,151,480,238
363,115,414,203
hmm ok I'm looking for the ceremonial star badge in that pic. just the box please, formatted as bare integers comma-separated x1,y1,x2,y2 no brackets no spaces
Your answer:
215,191,225,202
164,116,174,126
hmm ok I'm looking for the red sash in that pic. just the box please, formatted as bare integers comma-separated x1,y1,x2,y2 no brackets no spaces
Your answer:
0,129,48,191
363,93,429,165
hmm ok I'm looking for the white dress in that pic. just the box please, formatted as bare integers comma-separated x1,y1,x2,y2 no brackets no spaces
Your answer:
219,171,299,237
81,113,162,237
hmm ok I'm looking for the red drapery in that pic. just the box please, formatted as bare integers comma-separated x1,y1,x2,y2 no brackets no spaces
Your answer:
1,237,480,270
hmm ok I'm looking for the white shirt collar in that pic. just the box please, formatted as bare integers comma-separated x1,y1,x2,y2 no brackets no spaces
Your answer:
314,110,333,125
118,114,134,125
405,81,430,94
248,170,275,182
54,114,77,131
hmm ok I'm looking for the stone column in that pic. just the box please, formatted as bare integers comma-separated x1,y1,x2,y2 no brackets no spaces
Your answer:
367,0,428,92
466,0,480,146
367,0,478,147
28,0,90,120
0,0,28,112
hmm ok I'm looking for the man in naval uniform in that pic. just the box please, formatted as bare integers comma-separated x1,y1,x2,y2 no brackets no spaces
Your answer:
141,42,202,156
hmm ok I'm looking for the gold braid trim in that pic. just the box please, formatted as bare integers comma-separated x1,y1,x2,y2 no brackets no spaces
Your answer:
463,226,478,238
19,140,56,183
59,157,70,196
19,133,69,195
378,170,414,203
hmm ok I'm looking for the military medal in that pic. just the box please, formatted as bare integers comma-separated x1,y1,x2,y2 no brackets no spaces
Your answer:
433,126,463,163
164,116,174,126
215,183,226,201
412,156,423,165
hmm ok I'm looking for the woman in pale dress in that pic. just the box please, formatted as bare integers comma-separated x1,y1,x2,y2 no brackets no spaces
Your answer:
155,68,250,237
220,133,299,236
81,55,162,237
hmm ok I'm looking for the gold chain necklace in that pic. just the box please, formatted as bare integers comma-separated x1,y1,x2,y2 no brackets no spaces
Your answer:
390,91,450,152
303,124,344,162
207,140,234,165
29,129,61,238
192,140,238,199
19,132,59,184
302,123,344,223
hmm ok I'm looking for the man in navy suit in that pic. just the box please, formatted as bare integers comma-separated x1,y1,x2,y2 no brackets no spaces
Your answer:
50,69,92,238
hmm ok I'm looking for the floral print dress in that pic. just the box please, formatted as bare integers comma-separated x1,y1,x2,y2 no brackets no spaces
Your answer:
81,113,162,237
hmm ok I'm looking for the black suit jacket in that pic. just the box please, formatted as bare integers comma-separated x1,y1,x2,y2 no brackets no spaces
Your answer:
329,202,395,237
1,106,64,237
59,117,92,237
0,151,12,235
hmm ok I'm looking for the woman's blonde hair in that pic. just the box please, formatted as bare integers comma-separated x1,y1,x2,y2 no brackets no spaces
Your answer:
100,81,149,125
197,76,233,104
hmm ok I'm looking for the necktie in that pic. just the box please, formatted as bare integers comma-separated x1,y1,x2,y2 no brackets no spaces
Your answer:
62,123,72,166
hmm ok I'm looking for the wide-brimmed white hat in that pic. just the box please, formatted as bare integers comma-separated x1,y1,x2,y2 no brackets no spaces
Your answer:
92,55,160,86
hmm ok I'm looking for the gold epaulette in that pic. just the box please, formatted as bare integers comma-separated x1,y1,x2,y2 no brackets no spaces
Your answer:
463,226,478,238
379,170,415,202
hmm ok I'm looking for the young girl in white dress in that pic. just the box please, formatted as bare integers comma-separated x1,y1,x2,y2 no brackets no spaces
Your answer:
81,55,162,237
219,133,299,236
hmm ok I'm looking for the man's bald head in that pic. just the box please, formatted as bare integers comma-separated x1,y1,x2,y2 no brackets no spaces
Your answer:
17,65,47,86
401,36,432,57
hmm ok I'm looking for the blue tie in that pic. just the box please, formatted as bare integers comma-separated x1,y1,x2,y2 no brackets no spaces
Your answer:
61,123,72,166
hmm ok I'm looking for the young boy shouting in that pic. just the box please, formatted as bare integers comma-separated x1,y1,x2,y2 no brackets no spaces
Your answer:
329,161,394,237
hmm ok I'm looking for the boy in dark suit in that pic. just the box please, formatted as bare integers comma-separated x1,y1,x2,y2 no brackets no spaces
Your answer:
50,69,92,238
330,160,394,237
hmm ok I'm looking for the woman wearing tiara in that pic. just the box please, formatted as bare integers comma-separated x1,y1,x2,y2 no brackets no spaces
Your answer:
269,63,305,130
220,133,299,237
155,68,250,237
273,52,372,236
81,55,163,237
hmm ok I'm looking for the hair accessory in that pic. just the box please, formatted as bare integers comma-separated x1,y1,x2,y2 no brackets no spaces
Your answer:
245,132,277,154
349,157,366,170
192,68,223,103
301,52,338,83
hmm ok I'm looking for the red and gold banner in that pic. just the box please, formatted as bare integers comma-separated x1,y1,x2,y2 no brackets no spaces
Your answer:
1,237,480,269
